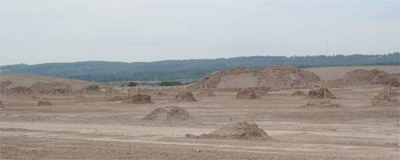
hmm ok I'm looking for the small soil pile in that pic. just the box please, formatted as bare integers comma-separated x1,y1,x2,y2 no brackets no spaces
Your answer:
84,84,101,94
292,91,306,96
28,82,73,95
38,100,51,106
108,96,126,101
330,69,400,87
175,91,197,102
308,87,336,99
125,94,153,104
197,89,216,97
236,88,257,99
188,121,269,140
371,88,400,107
143,106,193,122
304,100,341,108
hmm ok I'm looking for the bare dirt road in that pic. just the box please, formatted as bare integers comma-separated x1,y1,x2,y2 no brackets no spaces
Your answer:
1,87,399,159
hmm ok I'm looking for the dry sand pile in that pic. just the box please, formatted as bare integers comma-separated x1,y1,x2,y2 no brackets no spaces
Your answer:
125,94,153,104
190,65,321,90
196,89,216,97
292,91,306,96
187,121,270,140
330,69,400,87
371,88,400,107
175,91,197,102
143,106,193,122
304,100,341,108
38,100,51,106
308,87,336,99
236,88,257,99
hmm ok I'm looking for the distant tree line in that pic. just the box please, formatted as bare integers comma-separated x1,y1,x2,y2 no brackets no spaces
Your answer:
1,52,399,82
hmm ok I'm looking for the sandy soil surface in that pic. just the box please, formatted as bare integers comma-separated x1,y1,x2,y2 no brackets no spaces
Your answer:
1,87,399,159
305,66,400,81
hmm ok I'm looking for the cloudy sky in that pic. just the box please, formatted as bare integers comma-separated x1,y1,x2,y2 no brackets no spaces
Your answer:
1,0,399,65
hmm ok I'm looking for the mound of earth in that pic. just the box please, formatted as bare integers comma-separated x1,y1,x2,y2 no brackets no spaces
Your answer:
292,91,306,96
371,88,400,107
330,69,400,87
236,88,257,99
304,100,341,108
190,65,321,90
175,91,197,102
125,94,153,104
188,121,269,140
38,100,51,106
197,89,216,97
84,84,101,94
0,74,100,95
308,87,336,99
143,106,193,122
28,82,73,95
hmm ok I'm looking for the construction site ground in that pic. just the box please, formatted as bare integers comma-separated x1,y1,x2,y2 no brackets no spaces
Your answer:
1,87,399,160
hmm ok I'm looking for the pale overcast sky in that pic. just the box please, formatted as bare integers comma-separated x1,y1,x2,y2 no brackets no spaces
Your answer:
1,0,399,65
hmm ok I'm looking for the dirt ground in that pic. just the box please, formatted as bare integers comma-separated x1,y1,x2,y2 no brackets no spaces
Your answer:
1,86,399,160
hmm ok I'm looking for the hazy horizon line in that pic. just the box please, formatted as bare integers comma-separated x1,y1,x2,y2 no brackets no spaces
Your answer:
2,52,399,66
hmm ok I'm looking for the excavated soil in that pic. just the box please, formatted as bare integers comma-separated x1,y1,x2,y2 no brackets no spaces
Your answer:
188,121,270,140
143,106,193,122
371,88,400,107
175,91,197,102
37,100,51,106
190,65,321,90
308,87,336,99
125,94,153,104
28,82,73,95
236,88,257,99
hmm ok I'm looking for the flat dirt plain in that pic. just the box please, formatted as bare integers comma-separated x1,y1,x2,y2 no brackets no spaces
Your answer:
1,66,400,160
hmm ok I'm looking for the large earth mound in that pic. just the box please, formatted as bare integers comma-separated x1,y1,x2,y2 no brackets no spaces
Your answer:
188,121,270,140
175,91,197,102
330,69,400,87
125,94,153,104
143,106,193,122
190,65,321,90
0,74,97,95
28,82,73,94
